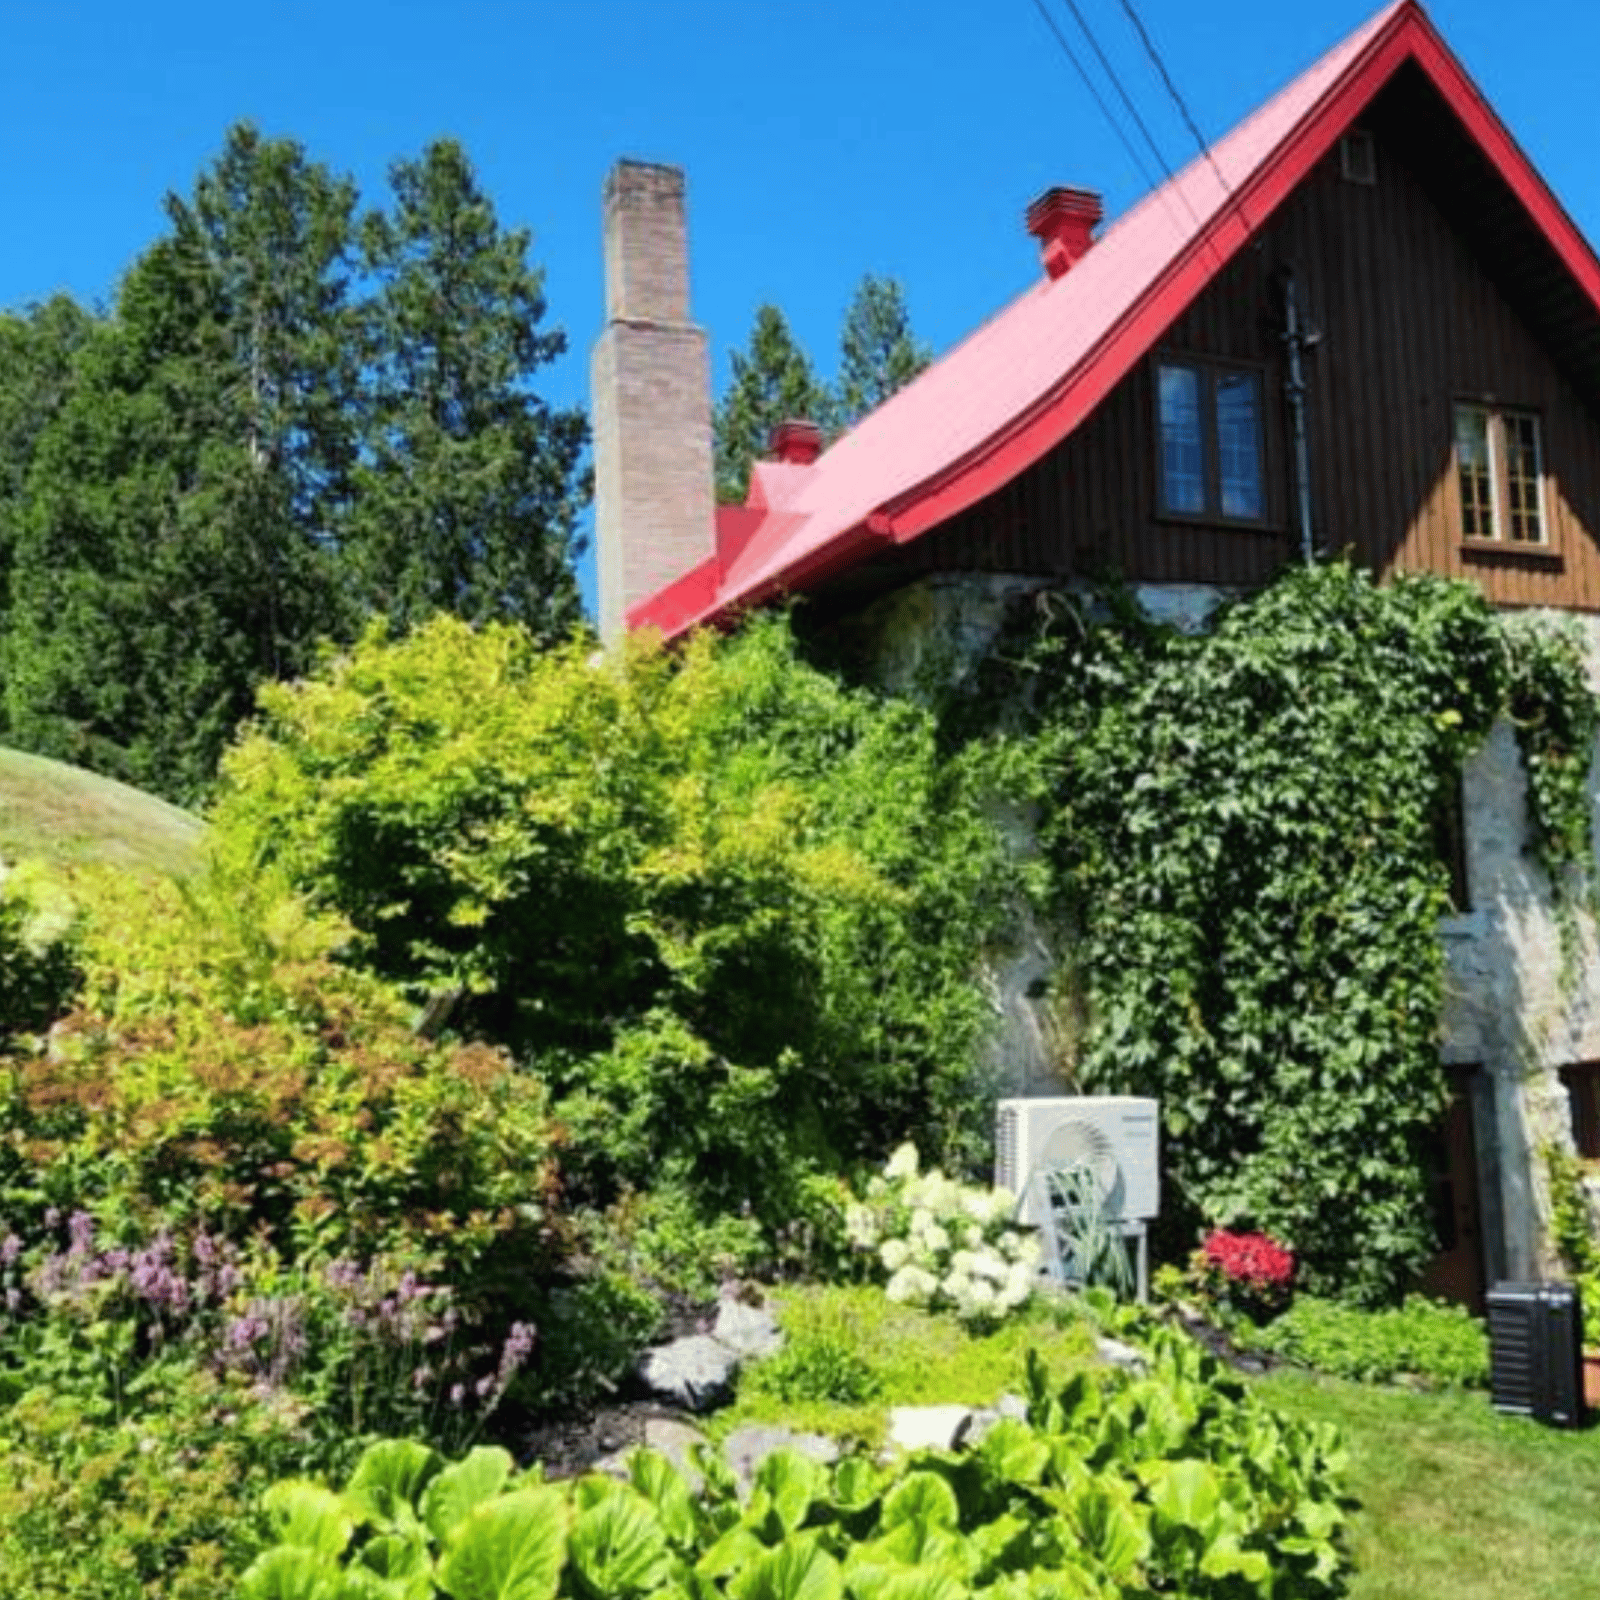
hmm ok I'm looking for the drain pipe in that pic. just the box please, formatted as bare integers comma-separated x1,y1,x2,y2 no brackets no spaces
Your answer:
1283,270,1317,565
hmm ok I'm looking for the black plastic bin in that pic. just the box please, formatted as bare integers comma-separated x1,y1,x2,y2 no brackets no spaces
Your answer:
1487,1280,1584,1428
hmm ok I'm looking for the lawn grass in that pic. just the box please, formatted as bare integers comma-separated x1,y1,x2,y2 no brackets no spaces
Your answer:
714,1284,1098,1447
1258,1367,1600,1600
0,744,202,879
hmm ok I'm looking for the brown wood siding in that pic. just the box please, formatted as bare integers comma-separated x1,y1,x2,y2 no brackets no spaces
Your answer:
876,124,1600,610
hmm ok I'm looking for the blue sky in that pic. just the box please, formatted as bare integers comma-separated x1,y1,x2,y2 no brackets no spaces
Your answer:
4,1,1597,611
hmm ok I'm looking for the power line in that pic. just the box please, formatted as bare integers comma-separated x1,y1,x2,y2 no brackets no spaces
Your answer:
1053,0,1182,198
1114,0,1248,226
1026,0,1161,196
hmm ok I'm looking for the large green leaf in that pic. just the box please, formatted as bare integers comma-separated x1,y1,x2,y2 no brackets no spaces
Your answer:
844,1565,968,1600
726,1533,843,1600
973,1422,1049,1491
1056,1478,1147,1579
697,1524,770,1580
749,1450,824,1539
358,1531,437,1600
829,1457,886,1515
568,1484,674,1598
346,1441,444,1533
424,1448,517,1548
630,1449,700,1548
263,1481,356,1558
437,1486,568,1600
1143,1459,1221,1535
237,1545,348,1600
879,1472,959,1533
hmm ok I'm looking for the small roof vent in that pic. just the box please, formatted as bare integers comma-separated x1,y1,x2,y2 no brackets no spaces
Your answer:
1026,186,1104,279
769,419,823,466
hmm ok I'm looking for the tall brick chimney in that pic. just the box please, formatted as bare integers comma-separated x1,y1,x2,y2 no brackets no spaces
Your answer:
592,161,716,644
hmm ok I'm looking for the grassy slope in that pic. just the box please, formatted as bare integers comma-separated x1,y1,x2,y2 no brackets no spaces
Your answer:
0,744,202,879
1260,1369,1600,1600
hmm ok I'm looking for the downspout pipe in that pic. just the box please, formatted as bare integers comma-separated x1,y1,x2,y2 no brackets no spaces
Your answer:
1283,270,1317,565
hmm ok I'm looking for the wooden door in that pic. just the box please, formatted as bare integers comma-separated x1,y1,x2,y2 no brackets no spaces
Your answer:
1417,1069,1485,1310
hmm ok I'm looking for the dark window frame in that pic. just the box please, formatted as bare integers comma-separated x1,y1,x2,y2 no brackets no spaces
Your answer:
1154,355,1272,529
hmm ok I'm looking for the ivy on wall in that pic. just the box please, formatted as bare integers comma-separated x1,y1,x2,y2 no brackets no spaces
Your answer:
966,563,1598,1303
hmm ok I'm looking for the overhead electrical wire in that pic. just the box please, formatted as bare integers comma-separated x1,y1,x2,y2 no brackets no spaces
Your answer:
1053,0,1181,197
1113,0,1250,228
1026,0,1162,196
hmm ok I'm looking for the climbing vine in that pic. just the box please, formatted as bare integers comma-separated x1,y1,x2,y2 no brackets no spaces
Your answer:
965,563,1598,1303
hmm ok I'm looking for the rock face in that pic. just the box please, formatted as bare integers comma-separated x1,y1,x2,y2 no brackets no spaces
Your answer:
713,1297,783,1360
637,1333,741,1413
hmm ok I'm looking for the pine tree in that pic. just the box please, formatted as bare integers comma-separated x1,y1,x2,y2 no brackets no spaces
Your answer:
350,139,586,638
833,274,931,431
3,126,358,797
714,305,829,504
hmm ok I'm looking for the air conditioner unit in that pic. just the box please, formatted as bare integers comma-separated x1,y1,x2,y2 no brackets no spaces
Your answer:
994,1096,1160,1297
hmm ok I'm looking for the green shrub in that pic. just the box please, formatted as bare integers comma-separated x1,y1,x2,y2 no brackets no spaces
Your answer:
0,874,77,1043
209,614,1020,1221
241,1330,1350,1600
3,869,558,1286
1251,1295,1489,1388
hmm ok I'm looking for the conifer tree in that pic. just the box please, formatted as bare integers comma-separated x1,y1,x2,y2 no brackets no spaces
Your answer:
713,305,829,504
350,139,586,638
833,274,931,430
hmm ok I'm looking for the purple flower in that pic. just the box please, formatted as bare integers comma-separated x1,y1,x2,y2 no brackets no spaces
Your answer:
0,1233,22,1267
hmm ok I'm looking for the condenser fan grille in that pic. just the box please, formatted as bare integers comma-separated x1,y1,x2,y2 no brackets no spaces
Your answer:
1039,1119,1122,1214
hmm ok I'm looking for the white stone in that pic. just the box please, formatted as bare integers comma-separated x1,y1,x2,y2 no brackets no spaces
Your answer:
713,1296,783,1360
886,1404,974,1454
636,1334,740,1413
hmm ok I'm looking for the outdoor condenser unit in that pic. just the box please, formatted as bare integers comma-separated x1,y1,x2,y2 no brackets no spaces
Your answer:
1487,1281,1584,1428
994,1097,1160,1299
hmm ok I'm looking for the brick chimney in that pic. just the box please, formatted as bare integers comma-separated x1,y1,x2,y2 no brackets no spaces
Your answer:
592,161,716,644
1025,186,1104,279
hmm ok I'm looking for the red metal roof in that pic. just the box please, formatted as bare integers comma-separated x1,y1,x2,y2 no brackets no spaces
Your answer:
629,0,1600,639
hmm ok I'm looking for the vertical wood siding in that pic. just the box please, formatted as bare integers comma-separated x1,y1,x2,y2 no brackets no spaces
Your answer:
885,127,1600,610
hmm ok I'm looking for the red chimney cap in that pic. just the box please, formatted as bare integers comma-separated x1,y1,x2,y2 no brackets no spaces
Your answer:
770,419,823,466
1025,186,1104,279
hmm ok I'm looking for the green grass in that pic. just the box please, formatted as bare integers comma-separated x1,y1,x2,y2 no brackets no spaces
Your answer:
714,1284,1098,1447
0,745,202,879
1258,1368,1600,1600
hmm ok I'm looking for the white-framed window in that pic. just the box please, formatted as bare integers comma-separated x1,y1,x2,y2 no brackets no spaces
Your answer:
1454,402,1547,545
1157,359,1266,523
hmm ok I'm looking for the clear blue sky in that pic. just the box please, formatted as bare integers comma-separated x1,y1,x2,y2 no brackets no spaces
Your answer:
4,1,1596,613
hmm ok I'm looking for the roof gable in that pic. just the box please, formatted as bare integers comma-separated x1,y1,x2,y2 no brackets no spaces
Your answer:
632,0,1600,639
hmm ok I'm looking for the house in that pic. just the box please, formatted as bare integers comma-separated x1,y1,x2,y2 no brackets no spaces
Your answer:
590,0,1600,1303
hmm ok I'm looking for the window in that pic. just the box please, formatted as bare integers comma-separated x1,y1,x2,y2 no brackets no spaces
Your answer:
1158,360,1265,523
1454,403,1547,545
1560,1063,1600,1158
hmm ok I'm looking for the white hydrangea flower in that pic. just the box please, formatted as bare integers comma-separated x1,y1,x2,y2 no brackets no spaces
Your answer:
923,1224,951,1255
884,1143,921,1182
885,1265,938,1306
880,1238,911,1272
972,1248,1010,1283
1000,1227,1040,1263
844,1203,880,1250
1005,1260,1037,1303
963,1223,984,1249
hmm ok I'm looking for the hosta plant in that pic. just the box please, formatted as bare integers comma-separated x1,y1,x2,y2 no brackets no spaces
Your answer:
239,1328,1350,1600
844,1143,1039,1325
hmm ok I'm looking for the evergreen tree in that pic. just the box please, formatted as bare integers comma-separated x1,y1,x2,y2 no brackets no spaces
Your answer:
833,274,931,430
350,139,586,638
714,305,829,504
3,126,358,797
0,296,97,731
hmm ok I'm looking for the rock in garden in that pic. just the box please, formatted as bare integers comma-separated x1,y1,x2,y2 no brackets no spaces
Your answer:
713,1294,783,1360
1095,1336,1149,1374
965,1392,1030,1445
722,1423,839,1487
637,1334,741,1412
887,1405,974,1453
